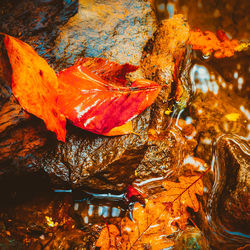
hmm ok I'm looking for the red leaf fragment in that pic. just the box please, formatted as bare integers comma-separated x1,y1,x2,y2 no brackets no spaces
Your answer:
125,185,146,207
57,59,162,135
74,57,139,86
216,29,229,42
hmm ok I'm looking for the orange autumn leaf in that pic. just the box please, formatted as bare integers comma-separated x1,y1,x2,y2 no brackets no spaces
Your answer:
96,224,122,250
189,29,239,58
160,176,203,212
96,175,204,249
3,36,161,140
4,34,66,141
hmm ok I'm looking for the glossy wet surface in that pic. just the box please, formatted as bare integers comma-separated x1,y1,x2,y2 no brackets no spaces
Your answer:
0,0,249,249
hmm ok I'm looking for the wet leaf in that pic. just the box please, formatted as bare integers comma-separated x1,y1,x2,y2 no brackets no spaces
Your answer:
160,176,203,213
96,175,203,249
4,35,66,141
225,113,240,122
125,185,146,208
96,224,122,250
3,37,161,140
57,58,162,135
189,29,240,58
103,121,133,136
74,58,139,86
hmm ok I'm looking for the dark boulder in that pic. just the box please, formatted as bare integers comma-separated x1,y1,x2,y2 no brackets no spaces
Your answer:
0,0,191,191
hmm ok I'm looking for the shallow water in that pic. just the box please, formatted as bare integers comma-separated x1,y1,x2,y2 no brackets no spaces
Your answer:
0,0,249,249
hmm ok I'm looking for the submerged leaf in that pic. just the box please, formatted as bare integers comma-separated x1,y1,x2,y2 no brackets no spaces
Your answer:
96,175,204,249
57,59,162,135
189,29,240,58
4,35,66,141
96,224,122,250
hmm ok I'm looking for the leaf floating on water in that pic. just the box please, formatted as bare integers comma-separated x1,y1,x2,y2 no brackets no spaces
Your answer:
160,176,203,213
225,113,240,121
189,29,241,58
4,35,66,141
96,175,204,249
57,58,162,136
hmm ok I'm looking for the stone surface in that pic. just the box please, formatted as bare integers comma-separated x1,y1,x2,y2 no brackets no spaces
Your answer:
0,1,190,191
197,134,250,249
52,0,157,71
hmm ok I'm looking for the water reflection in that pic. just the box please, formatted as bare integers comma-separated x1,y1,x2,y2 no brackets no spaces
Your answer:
201,134,250,248
190,64,219,95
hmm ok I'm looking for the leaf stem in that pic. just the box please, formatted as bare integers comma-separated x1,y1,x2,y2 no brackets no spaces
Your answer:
172,168,210,203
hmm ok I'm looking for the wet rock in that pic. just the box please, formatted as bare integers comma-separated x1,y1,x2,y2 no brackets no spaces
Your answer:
0,0,155,191
52,0,157,71
137,126,194,179
198,134,250,249
0,0,78,61
174,226,209,250
36,109,150,190
0,95,30,134
0,1,190,191
141,14,190,133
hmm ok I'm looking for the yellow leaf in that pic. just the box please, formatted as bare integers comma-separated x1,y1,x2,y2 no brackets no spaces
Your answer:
225,113,240,121
234,42,250,52
103,121,133,136
165,108,172,115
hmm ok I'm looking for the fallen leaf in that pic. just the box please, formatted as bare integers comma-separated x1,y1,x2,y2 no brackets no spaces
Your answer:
164,108,172,115
189,29,240,58
160,176,203,212
225,113,240,122
74,57,139,86
3,37,161,140
96,175,204,249
57,58,162,135
96,224,122,250
4,35,66,141
234,42,250,52
103,121,133,136
120,199,176,249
